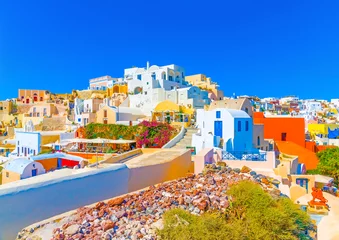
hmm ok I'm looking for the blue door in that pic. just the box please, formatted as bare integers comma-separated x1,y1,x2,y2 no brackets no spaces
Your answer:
57,158,62,169
32,169,37,176
214,121,223,138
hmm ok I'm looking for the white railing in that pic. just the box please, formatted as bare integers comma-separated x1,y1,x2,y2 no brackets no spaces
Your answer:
162,126,185,149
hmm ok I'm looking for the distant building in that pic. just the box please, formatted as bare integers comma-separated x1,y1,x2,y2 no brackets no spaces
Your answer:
185,74,224,100
209,98,253,117
89,76,124,90
18,89,50,104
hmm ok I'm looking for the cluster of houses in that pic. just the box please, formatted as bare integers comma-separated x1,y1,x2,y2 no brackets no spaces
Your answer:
1,62,339,238
0,62,338,186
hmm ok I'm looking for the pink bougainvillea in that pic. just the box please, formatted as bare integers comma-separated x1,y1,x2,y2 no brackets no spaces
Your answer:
136,121,176,148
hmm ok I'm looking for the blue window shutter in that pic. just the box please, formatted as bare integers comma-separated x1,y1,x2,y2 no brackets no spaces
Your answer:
216,111,221,118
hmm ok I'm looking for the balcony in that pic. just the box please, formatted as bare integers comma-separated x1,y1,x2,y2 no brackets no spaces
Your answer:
222,151,267,161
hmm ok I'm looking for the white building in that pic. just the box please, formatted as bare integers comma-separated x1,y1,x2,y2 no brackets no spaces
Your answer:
73,98,103,126
14,131,41,157
4,158,45,179
192,108,253,154
125,62,210,115
331,99,339,107
279,96,299,105
89,75,124,90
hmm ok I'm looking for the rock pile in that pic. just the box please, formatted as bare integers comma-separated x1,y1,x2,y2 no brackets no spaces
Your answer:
19,164,282,240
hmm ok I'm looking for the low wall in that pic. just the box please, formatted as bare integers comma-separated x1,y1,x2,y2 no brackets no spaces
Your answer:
162,126,185,148
223,151,276,170
194,148,214,175
127,149,193,192
0,165,129,240
101,149,142,164
0,148,194,239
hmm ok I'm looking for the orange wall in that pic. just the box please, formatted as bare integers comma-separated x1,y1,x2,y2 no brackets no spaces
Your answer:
254,113,305,147
35,158,58,172
67,152,104,160
305,141,337,153
275,141,318,170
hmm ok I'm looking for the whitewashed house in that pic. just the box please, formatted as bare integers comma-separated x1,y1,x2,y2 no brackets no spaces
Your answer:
14,121,41,157
192,108,253,154
89,75,124,90
126,62,210,115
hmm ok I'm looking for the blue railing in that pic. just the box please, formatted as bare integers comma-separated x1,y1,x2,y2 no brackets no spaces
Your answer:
222,151,267,161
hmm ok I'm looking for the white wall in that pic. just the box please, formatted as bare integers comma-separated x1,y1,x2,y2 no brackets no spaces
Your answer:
193,109,253,153
21,161,46,179
60,132,75,142
15,131,41,157
0,164,129,240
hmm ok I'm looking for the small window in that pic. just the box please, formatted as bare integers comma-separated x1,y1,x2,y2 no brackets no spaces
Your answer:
147,82,149,85
6,172,9,178
245,121,249,131
151,73,156,80
137,74,142,80
238,121,241,132
216,111,221,118
17,141,20,145
145,91,147,95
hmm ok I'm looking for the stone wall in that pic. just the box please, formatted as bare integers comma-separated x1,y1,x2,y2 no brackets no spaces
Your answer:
42,117,66,131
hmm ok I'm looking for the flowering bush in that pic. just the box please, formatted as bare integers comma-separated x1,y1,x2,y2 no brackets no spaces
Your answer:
85,121,178,148
136,121,177,148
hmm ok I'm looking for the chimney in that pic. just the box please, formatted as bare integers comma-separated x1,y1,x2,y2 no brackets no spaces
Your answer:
146,61,150,70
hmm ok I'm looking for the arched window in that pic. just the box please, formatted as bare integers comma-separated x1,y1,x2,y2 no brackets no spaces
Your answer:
257,136,260,146
162,72,166,80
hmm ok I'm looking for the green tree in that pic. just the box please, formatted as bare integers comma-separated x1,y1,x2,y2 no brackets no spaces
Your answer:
158,181,314,240
315,147,339,182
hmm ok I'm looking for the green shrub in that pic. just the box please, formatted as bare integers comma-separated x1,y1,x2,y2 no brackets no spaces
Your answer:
158,181,314,240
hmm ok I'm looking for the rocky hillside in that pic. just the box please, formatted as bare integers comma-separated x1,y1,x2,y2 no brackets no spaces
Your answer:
17,164,282,240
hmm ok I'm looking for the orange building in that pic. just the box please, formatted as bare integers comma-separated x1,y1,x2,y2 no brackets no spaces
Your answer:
18,89,50,104
253,112,305,147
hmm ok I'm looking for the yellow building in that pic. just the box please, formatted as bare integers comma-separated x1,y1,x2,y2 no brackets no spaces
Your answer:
0,101,13,115
185,74,224,100
107,85,128,96
96,105,117,124
308,123,339,139
152,100,194,128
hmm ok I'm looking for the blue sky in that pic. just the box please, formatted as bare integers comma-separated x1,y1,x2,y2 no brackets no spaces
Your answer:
1,0,339,100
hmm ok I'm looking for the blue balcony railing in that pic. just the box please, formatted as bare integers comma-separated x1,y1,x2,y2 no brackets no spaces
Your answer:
222,151,267,161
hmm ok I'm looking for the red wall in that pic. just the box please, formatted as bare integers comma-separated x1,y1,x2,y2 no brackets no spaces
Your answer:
61,159,79,168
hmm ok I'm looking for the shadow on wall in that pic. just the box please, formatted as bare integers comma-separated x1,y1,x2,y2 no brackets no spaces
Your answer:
0,150,193,240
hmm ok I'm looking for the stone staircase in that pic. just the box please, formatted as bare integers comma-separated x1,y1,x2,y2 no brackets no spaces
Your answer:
171,128,198,149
